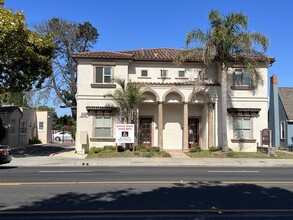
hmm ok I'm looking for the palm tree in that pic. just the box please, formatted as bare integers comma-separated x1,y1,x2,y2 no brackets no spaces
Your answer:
105,79,146,148
177,10,270,152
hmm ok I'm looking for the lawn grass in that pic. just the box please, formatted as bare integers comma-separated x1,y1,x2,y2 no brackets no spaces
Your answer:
187,150,293,159
86,146,171,158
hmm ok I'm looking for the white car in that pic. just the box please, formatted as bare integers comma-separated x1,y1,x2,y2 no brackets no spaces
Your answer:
53,131,73,142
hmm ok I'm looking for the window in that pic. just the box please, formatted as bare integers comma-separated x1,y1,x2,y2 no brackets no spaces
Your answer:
10,119,16,134
141,70,148,77
20,121,27,134
233,68,252,86
234,117,251,139
280,121,286,139
178,70,185,78
39,121,44,131
160,69,167,77
95,66,112,83
95,116,112,138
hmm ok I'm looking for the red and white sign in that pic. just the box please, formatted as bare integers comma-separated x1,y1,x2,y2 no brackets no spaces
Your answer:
115,124,135,143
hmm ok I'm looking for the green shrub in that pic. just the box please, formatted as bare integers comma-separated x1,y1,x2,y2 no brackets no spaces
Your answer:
89,147,103,155
190,147,201,153
117,145,124,152
29,137,42,144
138,147,149,152
134,151,140,156
149,147,160,152
209,146,222,152
143,152,153,157
157,151,171,157
135,145,142,151
103,145,115,151
226,151,237,158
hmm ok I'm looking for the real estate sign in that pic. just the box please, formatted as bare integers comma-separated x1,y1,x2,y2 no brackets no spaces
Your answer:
115,124,135,143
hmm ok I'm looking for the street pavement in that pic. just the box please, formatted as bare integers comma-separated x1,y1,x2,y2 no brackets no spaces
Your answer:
4,144,293,167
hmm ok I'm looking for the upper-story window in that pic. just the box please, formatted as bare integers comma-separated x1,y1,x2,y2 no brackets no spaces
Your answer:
141,70,148,77
233,68,252,87
95,66,112,83
178,70,185,78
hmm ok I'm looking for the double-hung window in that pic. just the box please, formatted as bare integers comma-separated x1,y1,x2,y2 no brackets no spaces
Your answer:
234,117,251,139
95,116,112,138
95,67,112,83
233,68,252,87
39,121,44,131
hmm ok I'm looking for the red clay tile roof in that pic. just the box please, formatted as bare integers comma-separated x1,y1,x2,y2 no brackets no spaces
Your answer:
72,48,275,64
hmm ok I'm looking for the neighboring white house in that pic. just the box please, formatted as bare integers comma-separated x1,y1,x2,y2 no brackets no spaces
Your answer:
0,106,52,147
73,48,275,153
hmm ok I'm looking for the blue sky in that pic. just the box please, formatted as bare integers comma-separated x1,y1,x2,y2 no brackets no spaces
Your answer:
5,0,293,116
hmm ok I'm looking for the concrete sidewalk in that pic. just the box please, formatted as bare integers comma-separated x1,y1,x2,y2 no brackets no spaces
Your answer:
4,149,293,167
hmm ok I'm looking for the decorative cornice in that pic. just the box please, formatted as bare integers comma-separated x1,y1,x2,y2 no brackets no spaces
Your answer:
86,106,118,116
228,108,261,117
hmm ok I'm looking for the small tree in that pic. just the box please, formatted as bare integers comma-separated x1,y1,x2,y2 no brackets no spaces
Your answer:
0,2,55,94
105,79,145,149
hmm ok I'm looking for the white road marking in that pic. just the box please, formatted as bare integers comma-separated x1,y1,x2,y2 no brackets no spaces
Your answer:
208,170,259,173
38,170,92,173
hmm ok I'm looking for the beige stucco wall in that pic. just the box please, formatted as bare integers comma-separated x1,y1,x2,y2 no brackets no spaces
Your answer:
75,57,269,153
36,111,52,144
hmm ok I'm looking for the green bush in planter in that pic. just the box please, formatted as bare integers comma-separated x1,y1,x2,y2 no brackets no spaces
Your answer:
190,147,202,153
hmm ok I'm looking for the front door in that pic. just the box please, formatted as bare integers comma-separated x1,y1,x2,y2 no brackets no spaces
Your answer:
139,118,152,147
188,118,200,148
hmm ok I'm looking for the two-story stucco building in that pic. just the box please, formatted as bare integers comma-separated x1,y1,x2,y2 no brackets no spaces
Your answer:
73,48,275,154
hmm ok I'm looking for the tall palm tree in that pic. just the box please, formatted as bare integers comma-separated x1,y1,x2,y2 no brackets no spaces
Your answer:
105,79,146,146
177,10,270,152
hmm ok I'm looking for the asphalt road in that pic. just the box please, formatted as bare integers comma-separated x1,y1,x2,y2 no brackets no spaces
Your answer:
0,166,293,219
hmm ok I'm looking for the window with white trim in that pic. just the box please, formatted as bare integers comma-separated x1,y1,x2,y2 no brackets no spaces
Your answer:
20,120,27,134
95,116,112,137
234,117,251,139
95,66,112,83
141,70,148,77
280,121,286,139
39,121,44,131
233,68,252,86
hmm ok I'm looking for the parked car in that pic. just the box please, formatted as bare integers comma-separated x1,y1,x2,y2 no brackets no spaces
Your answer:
0,145,12,165
53,131,73,142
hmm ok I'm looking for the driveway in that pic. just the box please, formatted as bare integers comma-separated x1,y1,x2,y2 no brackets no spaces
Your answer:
11,143,75,158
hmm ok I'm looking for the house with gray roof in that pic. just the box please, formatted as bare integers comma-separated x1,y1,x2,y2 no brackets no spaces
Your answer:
269,75,293,147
